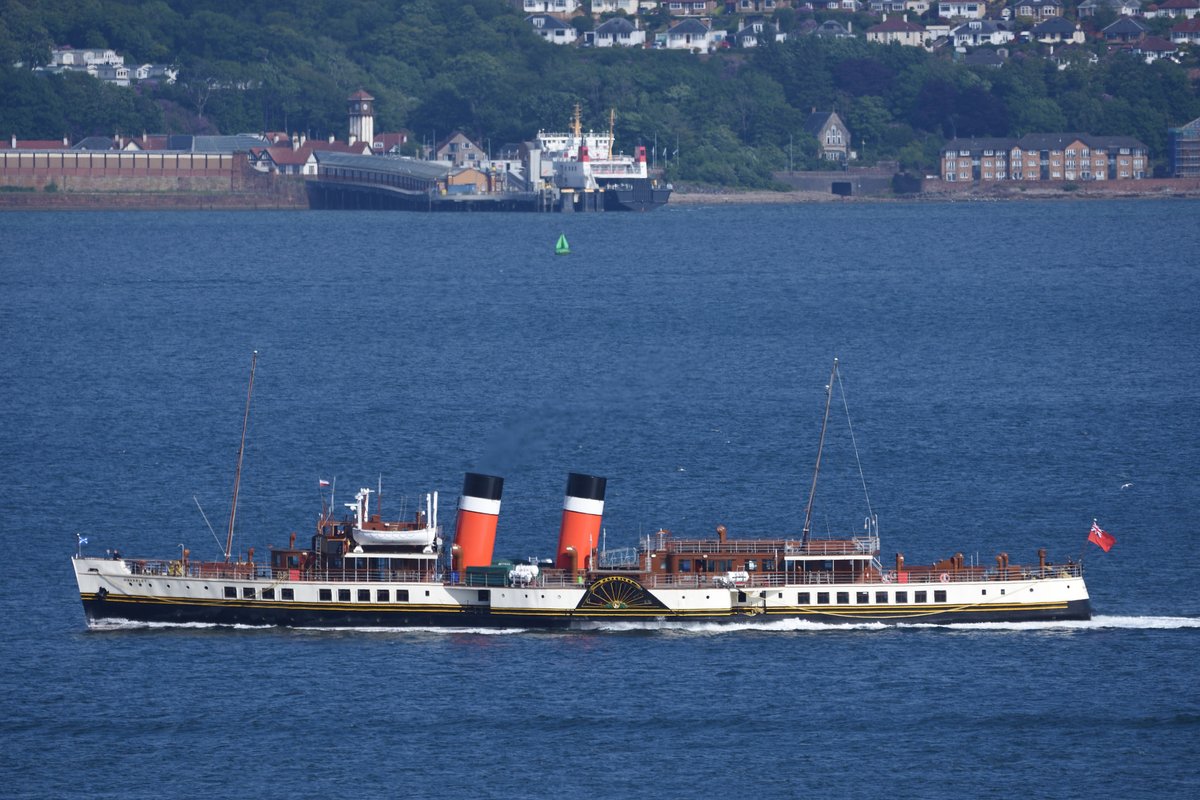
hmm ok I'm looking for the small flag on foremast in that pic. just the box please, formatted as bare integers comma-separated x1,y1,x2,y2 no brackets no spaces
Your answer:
319,479,330,487
1088,520,1116,552
76,534,89,546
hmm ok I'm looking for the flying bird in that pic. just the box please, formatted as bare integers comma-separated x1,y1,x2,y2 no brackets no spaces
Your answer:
1120,483,1134,490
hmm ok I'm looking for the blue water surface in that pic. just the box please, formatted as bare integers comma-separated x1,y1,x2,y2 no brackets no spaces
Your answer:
1,201,1198,798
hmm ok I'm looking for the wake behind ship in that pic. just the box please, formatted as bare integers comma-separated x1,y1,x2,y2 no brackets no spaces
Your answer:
72,360,1091,630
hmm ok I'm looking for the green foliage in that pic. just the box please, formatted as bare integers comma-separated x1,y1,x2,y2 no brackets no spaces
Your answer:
0,0,1196,185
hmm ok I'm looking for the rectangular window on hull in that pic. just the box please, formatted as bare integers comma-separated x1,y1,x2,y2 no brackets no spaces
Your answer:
338,589,351,602
798,592,810,604
377,590,390,602
358,589,370,602
398,589,410,602
817,592,830,605
895,591,907,603
242,587,255,599
319,588,332,601
876,591,888,604
281,588,294,601
262,588,275,600
836,592,849,604
915,591,928,603
934,590,947,602
478,590,491,602
856,592,869,604
224,586,236,598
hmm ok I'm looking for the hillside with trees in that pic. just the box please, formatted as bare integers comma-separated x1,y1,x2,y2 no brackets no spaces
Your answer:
1,0,1198,185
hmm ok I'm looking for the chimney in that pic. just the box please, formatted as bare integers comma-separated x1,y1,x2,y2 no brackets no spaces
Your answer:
291,133,299,151
454,473,504,571
10,134,16,148
555,473,606,572
328,134,335,144
299,132,306,146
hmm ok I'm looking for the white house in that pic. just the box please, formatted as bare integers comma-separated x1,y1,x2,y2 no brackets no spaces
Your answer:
527,14,579,44
1077,0,1141,17
521,0,582,14
866,14,929,46
952,19,1015,46
1146,0,1200,19
592,0,641,12
665,18,714,51
593,17,647,47
938,1,987,18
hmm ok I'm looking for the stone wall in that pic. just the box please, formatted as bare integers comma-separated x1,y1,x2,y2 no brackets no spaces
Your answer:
773,168,897,197
0,152,309,210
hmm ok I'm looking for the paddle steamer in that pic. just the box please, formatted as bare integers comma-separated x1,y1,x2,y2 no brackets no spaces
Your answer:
72,360,1090,628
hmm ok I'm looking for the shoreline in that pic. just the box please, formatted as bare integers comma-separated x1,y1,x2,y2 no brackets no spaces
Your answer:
3,184,1198,212
671,185,1200,204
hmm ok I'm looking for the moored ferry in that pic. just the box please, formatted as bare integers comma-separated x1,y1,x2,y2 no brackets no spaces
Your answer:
72,360,1091,629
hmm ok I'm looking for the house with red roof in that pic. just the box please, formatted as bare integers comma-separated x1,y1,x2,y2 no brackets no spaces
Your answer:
372,131,412,155
1170,17,1200,42
1148,0,1200,19
251,135,371,175
2,136,70,149
866,14,929,46
1128,35,1180,62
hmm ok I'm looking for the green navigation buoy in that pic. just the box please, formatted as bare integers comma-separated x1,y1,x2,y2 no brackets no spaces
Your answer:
555,233,570,255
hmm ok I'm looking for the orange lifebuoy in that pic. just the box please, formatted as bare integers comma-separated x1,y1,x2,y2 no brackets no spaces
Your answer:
939,573,949,583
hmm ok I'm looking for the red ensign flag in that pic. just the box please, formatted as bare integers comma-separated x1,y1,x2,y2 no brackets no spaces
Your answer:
1088,520,1116,552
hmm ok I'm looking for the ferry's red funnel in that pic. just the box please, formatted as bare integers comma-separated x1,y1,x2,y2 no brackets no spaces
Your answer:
454,473,504,570
555,473,606,573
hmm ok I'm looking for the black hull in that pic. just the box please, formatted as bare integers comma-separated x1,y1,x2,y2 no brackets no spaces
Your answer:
601,179,672,212
82,596,1090,630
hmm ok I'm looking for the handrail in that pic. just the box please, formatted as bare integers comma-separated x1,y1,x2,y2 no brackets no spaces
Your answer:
663,537,879,556
108,558,1082,587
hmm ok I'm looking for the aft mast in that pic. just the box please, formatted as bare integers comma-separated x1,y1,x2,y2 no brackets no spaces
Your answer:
224,350,257,562
801,358,838,547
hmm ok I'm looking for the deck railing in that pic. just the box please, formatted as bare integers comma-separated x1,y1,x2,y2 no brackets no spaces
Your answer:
663,537,879,556
112,557,1082,588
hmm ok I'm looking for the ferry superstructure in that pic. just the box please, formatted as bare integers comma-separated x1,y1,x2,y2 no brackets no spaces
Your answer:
534,107,672,212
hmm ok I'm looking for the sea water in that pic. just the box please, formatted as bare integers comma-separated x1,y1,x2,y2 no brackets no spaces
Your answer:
1,201,1198,798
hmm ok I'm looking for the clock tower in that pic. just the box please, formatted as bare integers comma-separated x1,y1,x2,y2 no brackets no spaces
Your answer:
348,90,375,147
